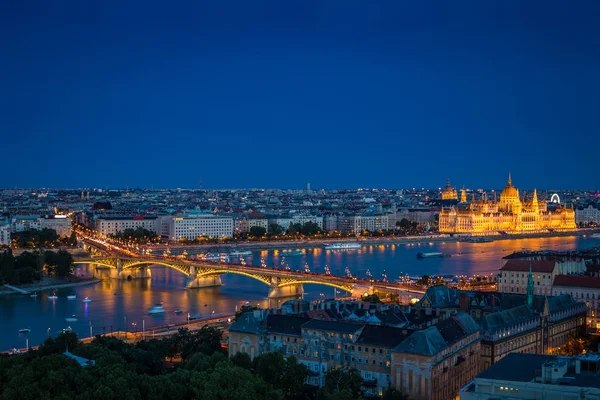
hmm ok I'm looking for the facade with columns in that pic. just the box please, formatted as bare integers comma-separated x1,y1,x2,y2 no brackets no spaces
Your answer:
439,174,576,234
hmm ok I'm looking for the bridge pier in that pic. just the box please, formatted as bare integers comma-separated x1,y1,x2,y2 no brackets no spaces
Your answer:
268,284,304,299
186,275,223,289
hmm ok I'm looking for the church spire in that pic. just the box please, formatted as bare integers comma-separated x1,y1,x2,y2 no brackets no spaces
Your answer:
460,186,467,203
527,263,534,307
507,172,512,186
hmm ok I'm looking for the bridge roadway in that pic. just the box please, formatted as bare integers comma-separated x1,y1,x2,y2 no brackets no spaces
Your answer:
76,237,425,300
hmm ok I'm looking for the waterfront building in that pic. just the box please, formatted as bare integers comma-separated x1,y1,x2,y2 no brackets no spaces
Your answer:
576,204,600,225
166,215,233,240
552,275,600,333
11,215,41,232
441,179,458,201
338,214,389,234
0,221,10,246
414,285,586,370
40,215,72,237
268,215,323,231
439,174,576,234
229,309,481,399
396,208,438,224
94,216,159,237
323,214,339,232
498,260,561,295
460,352,600,400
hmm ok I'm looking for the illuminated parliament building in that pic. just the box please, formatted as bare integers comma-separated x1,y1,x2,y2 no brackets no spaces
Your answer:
439,175,576,234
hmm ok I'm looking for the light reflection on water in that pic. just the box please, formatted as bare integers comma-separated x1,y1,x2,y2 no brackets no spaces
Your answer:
1,235,598,350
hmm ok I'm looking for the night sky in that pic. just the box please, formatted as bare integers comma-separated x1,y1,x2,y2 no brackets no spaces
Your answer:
2,1,599,190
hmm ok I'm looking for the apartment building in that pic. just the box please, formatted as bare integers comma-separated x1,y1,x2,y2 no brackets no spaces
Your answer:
94,216,159,236
166,215,233,240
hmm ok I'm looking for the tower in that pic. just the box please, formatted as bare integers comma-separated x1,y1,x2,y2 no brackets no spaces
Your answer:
306,182,311,191
460,186,467,203
527,263,534,307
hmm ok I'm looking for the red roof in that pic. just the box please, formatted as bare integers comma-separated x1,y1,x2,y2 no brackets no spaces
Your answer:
553,275,600,289
500,260,557,273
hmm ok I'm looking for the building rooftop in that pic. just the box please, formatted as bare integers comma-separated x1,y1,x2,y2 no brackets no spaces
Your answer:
477,353,555,382
265,315,310,336
301,319,364,334
553,275,600,289
500,259,556,273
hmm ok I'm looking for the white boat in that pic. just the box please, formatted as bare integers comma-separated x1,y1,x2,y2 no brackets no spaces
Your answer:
281,250,304,256
30,293,38,298
18,328,31,333
591,233,600,238
67,295,77,300
229,250,252,256
325,242,362,250
417,252,445,259
148,303,165,314
48,294,58,300
82,297,92,303
65,315,78,323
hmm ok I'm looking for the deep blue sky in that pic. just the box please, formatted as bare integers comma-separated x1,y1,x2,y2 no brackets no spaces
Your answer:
1,1,599,190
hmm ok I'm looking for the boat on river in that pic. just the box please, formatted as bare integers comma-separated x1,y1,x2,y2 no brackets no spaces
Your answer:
65,315,78,323
18,328,31,333
230,250,252,256
148,303,165,314
281,250,304,256
325,242,362,250
67,295,77,300
82,297,92,303
48,293,58,300
417,252,445,259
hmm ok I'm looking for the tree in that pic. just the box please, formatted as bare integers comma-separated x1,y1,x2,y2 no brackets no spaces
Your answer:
323,367,363,399
230,352,252,370
268,224,284,236
383,387,411,400
554,334,589,356
55,250,74,277
249,226,267,237
415,275,431,286
0,249,14,284
300,221,322,236
397,218,411,229
361,293,381,303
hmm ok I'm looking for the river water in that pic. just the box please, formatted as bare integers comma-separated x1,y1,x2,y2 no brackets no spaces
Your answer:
2,235,599,350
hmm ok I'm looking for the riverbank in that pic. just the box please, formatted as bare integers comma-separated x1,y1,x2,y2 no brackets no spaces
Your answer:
0,277,101,296
147,229,594,252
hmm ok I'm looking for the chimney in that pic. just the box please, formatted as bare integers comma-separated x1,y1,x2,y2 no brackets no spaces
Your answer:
459,292,469,312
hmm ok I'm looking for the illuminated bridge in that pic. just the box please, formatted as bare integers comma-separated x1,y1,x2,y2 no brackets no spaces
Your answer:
75,234,425,299
74,255,424,300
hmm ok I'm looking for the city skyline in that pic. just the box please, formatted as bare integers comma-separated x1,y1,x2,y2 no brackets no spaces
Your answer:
2,2,599,189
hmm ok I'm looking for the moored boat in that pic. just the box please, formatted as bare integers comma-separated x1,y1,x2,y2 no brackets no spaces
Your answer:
65,314,78,322
416,252,444,259
148,303,165,314
67,295,77,300
325,242,362,250
82,297,92,303
18,328,31,333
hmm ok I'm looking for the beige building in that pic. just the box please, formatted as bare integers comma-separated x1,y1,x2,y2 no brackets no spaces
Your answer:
40,215,72,237
392,313,481,400
229,310,481,399
498,260,559,295
552,275,600,332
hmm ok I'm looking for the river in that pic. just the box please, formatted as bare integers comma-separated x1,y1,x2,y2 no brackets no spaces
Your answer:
2,235,599,351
